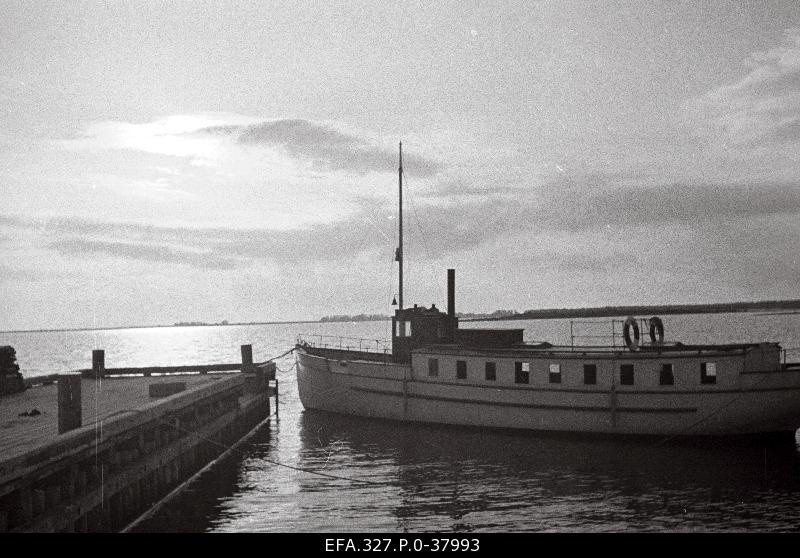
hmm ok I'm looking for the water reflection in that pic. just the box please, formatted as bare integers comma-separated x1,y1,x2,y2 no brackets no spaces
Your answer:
44,314,798,533
293,410,800,532
129,425,274,533
130,408,800,532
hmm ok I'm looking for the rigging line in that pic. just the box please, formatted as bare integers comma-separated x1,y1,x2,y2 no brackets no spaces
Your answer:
314,178,393,246
355,206,393,245
104,408,387,486
296,175,392,245
386,252,395,341
403,173,434,261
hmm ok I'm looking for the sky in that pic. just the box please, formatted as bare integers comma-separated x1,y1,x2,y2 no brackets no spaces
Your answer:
1,0,800,330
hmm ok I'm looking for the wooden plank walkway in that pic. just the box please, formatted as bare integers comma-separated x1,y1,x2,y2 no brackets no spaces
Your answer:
0,376,218,464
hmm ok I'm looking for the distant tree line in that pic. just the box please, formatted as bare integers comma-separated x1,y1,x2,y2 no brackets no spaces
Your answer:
319,314,390,323
455,309,517,319
319,300,800,324
472,300,800,321
319,309,519,322
174,320,230,326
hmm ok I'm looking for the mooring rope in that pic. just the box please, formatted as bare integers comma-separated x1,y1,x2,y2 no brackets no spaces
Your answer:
99,404,385,487
255,346,296,366
274,361,297,374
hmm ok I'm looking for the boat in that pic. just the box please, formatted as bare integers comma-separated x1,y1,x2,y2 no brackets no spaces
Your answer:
295,144,800,436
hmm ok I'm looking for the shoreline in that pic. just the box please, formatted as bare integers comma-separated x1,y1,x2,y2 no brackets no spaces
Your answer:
4,299,800,334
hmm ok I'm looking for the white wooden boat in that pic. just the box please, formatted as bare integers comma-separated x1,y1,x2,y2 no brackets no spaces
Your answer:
296,145,800,436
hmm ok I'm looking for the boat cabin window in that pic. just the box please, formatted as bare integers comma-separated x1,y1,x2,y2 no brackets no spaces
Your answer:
428,358,439,377
456,360,467,380
583,364,597,385
514,362,529,384
395,320,412,337
549,363,561,384
485,362,497,381
620,364,634,386
660,363,674,386
701,362,717,384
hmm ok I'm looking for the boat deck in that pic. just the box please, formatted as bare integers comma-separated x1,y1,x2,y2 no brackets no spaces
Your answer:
300,341,775,361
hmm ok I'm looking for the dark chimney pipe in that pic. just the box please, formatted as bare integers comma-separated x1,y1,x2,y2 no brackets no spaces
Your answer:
447,269,455,318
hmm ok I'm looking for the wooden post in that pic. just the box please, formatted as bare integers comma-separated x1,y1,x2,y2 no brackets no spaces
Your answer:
241,344,253,372
58,375,82,434
275,378,279,421
242,344,260,392
92,350,105,379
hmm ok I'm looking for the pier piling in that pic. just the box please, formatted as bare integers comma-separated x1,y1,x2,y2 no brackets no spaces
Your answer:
57,374,82,434
241,344,253,372
92,350,105,379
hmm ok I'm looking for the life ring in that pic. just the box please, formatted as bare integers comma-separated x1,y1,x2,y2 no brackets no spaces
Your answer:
649,316,664,344
623,316,640,351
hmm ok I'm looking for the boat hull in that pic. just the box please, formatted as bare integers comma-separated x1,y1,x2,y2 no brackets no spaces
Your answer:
296,349,800,436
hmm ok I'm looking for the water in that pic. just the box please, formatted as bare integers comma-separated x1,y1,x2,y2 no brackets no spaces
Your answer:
3,313,800,532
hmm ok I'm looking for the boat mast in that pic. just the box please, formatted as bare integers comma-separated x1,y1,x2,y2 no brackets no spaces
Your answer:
398,141,404,315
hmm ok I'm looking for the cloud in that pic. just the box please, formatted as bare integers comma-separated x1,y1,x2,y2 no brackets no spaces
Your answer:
63,114,440,177
688,28,800,148
197,119,441,176
3,176,798,269
549,251,639,273
408,177,800,255
2,210,392,268
419,180,525,199
0,263,46,282
61,114,246,165
0,76,26,102
773,117,800,142
45,238,241,270
540,180,800,232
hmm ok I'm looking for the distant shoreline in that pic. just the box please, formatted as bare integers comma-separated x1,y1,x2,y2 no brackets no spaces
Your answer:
0,320,321,335
461,300,800,322
4,299,800,334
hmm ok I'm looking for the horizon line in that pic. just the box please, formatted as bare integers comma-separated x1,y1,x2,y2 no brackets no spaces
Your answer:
4,297,800,335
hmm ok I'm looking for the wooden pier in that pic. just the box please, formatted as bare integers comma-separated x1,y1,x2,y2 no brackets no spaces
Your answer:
0,345,276,532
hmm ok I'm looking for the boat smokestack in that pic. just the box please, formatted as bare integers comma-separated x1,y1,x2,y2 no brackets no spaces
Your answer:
447,269,455,318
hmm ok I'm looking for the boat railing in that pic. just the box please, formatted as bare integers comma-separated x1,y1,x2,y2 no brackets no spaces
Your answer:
784,347,800,365
570,319,619,348
569,317,654,349
297,333,392,354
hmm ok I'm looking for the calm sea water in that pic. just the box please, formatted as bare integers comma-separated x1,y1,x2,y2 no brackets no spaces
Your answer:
3,313,800,532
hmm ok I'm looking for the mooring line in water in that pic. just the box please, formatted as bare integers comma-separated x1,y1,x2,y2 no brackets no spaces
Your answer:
120,412,277,532
103,406,386,493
